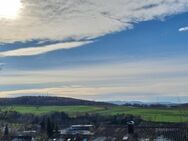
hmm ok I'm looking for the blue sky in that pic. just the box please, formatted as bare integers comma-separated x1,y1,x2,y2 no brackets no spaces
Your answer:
0,0,188,102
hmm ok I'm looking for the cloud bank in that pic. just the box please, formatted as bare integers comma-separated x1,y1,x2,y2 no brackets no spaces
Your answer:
0,0,188,44
1,58,188,101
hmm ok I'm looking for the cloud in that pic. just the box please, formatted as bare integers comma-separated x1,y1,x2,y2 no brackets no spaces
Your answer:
0,83,186,99
0,78,188,100
0,41,91,56
179,26,188,32
0,0,188,44
1,57,187,85
1,57,188,100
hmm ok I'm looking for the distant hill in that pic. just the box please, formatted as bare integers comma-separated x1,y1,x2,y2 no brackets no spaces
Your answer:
107,101,145,105
107,101,188,108
108,101,177,106
0,96,114,106
178,103,188,108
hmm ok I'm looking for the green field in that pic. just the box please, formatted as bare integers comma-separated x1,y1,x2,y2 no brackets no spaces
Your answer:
1,105,188,123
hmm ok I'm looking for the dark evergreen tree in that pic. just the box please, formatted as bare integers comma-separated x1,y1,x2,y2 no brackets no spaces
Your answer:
47,118,53,138
40,118,46,132
4,124,9,136
54,123,59,133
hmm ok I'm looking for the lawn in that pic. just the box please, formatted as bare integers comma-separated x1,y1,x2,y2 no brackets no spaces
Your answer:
1,105,188,123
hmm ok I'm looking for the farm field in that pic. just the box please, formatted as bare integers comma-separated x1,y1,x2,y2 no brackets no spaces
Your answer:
1,105,188,123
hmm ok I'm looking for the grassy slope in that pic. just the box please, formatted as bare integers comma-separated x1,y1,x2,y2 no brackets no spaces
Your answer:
1,105,188,123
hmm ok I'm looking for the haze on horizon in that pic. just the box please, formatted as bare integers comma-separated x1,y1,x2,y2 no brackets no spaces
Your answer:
0,0,188,103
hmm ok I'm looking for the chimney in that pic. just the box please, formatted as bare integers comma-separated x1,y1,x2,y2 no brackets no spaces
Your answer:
127,121,135,134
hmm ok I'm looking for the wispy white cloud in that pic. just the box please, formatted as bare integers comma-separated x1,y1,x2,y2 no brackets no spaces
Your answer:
1,82,187,99
0,0,188,43
179,26,188,32
0,41,91,56
1,57,187,85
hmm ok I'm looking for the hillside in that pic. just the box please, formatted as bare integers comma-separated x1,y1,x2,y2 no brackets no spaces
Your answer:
1,105,188,122
0,96,113,106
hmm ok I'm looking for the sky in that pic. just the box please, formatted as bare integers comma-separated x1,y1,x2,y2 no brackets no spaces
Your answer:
0,0,188,103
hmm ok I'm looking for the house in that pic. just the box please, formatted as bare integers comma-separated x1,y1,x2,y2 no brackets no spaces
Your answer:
60,125,95,140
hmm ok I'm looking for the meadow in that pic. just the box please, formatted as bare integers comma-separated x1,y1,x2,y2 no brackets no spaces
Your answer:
1,105,188,123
